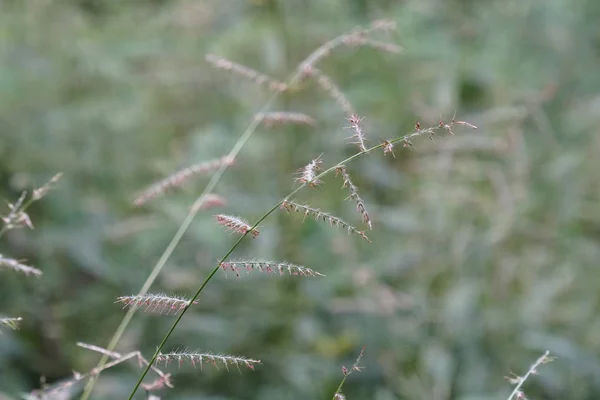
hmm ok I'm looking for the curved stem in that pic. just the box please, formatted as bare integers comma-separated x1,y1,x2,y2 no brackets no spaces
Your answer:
127,125,441,398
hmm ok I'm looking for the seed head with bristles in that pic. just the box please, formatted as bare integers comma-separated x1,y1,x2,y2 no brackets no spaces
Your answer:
156,350,261,372
116,294,198,315
297,19,398,73
0,255,42,277
295,156,323,187
336,166,372,229
2,192,33,230
32,173,63,201
347,114,367,152
382,140,395,157
280,200,370,242
256,112,316,128
134,155,234,207
219,260,325,278
190,193,227,213
214,214,260,238
302,66,355,117
505,350,555,400
205,54,287,92
451,118,478,130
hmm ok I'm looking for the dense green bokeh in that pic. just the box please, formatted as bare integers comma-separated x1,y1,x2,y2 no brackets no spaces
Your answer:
1,0,600,399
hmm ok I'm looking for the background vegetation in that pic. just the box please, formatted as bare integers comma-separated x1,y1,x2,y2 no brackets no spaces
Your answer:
1,0,600,399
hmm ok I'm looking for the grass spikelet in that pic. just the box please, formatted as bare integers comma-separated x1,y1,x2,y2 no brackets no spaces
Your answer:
347,114,367,152
214,214,260,238
295,156,323,187
342,34,402,54
302,66,355,117
32,172,63,201
190,193,227,212
1,192,33,231
336,166,372,229
134,156,234,207
256,112,317,128
0,255,42,277
332,346,366,400
505,350,554,400
382,140,395,157
0,317,22,332
205,54,288,92
156,350,261,371
219,260,325,278
451,118,478,130
116,294,198,315
299,19,397,70
280,200,371,242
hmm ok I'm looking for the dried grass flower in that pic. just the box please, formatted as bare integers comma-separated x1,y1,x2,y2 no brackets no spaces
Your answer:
219,260,324,278
280,200,370,242
116,294,198,315
214,214,260,238
156,350,261,371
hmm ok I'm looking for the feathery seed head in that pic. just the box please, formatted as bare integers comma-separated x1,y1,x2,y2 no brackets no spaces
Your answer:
505,350,554,400
219,260,325,278
302,67,355,117
297,19,398,74
205,54,287,92
280,200,370,242
0,255,42,277
2,192,33,230
190,193,227,212
382,140,395,157
116,294,198,315
156,350,261,371
335,166,372,229
451,118,478,130
295,156,323,187
214,214,260,238
347,114,367,152
256,112,316,128
32,173,63,201
134,156,234,207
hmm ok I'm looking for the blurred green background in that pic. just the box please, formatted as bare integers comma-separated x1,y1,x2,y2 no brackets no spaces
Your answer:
1,0,600,399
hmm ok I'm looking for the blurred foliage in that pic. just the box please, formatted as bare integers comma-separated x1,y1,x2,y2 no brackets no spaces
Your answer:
1,0,600,399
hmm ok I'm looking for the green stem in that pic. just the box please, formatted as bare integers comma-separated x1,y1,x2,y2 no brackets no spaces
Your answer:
127,125,442,398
